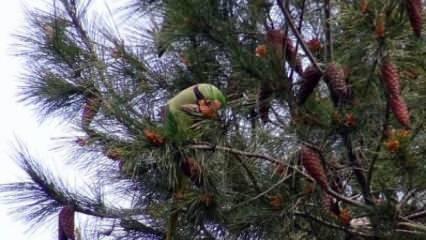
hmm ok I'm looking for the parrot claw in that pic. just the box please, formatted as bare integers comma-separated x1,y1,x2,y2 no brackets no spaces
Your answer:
180,104,203,117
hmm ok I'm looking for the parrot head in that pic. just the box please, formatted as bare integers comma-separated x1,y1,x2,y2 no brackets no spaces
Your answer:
199,83,226,107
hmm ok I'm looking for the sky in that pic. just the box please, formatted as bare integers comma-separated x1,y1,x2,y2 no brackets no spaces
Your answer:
0,1,134,239
0,1,76,239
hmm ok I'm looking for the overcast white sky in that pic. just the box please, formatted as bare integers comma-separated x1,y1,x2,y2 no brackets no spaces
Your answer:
0,1,80,239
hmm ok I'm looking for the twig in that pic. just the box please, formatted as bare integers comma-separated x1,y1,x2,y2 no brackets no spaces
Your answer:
326,187,370,210
398,189,418,210
276,0,322,72
342,133,374,205
287,0,306,116
405,210,426,220
294,212,374,237
234,154,263,194
323,0,333,61
398,222,426,233
367,101,390,185
230,174,292,209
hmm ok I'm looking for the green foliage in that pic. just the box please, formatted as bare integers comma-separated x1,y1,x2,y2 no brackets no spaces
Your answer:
1,0,426,239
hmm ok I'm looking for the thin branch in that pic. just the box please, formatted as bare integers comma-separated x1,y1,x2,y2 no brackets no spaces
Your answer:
234,154,263,194
294,212,374,238
187,143,312,180
342,133,374,205
398,222,426,233
323,0,333,61
326,188,370,210
230,174,292,210
276,0,322,72
405,210,426,220
287,0,306,117
367,96,390,185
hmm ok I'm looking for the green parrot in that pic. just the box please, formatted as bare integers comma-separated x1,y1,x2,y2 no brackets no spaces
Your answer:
164,83,226,134
162,83,225,240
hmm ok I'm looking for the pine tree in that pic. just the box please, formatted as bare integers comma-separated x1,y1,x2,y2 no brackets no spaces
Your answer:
1,0,426,239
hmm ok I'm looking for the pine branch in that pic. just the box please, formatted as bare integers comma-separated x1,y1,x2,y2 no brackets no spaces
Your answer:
20,70,86,117
0,147,164,238
187,143,312,180
189,142,369,209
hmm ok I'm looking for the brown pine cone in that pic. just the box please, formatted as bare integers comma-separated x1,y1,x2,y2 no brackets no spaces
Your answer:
381,59,401,96
406,0,423,37
324,63,350,106
297,65,323,105
322,194,339,216
59,206,75,240
258,83,273,123
375,13,386,38
143,129,165,146
105,148,123,161
269,194,284,210
360,0,368,14
82,94,102,130
389,93,411,128
286,44,304,75
266,29,303,75
301,145,329,190
181,157,203,187
266,29,285,45
306,38,321,52
339,208,352,225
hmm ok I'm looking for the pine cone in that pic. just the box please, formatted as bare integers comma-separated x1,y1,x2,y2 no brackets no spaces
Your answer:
324,63,350,106
381,59,401,96
297,65,323,105
143,129,165,146
360,0,368,14
105,148,122,161
181,157,203,187
389,94,411,128
322,194,339,216
269,194,284,210
59,206,75,240
286,44,304,75
300,145,329,190
266,29,285,45
255,44,268,58
82,94,102,130
406,0,423,37
258,83,273,123
375,13,386,38
306,38,321,52
266,29,303,75
339,208,352,225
